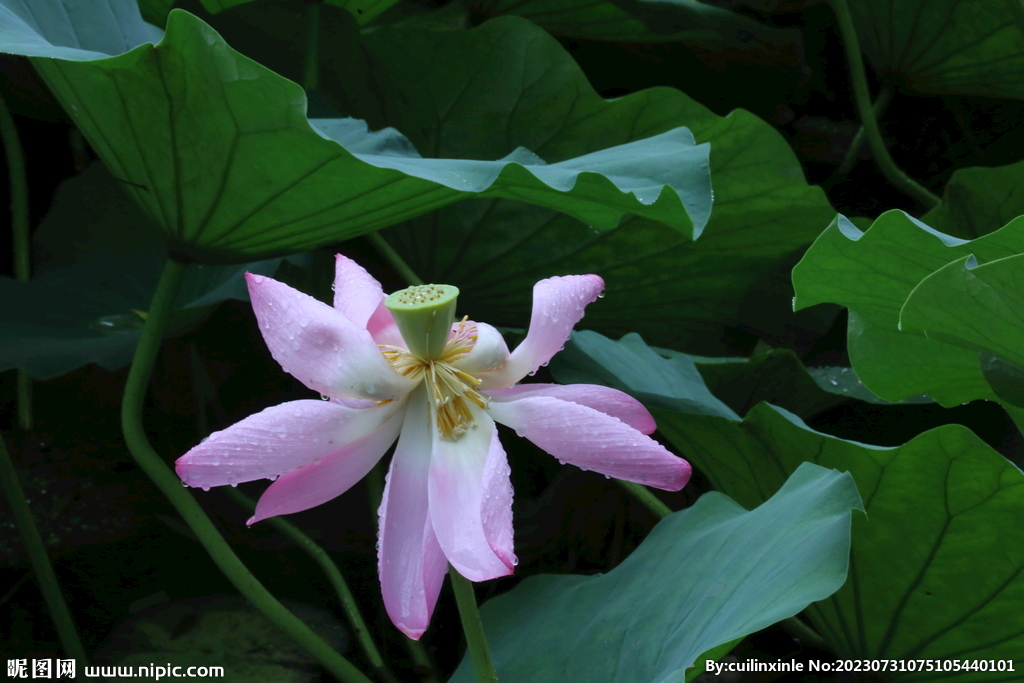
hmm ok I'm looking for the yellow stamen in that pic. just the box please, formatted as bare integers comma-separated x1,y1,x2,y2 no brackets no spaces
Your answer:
380,319,487,440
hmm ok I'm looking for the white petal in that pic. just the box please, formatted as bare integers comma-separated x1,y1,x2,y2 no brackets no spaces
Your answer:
428,404,514,581
378,386,448,639
453,322,510,376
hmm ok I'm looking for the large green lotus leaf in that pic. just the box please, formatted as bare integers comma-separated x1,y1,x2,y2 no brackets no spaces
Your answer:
924,158,1024,240
900,252,1024,371
664,407,1024,676
552,332,927,422
851,0,1024,100
548,331,739,419
552,332,1024,676
318,15,833,349
0,163,293,380
450,463,861,683
689,348,926,416
980,353,1024,409
0,3,710,265
137,0,175,26
792,210,1024,406
483,0,806,77
194,0,398,26
551,331,882,421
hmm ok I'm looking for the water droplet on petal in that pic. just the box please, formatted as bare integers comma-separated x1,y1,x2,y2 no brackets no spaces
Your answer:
321,394,331,401
202,486,211,492
313,458,322,466
231,482,238,487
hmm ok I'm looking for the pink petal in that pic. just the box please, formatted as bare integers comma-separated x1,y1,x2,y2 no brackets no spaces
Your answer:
378,387,448,640
176,400,401,489
480,429,516,569
248,408,404,523
428,406,514,582
366,301,405,347
452,322,510,375
333,254,385,328
486,383,655,434
478,275,604,388
487,396,690,491
246,273,415,401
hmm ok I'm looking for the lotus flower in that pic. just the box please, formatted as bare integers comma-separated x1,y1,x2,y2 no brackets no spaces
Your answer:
176,255,691,638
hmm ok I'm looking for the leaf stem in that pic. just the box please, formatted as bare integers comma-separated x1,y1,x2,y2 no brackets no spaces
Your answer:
449,565,500,683
366,231,424,286
835,87,892,177
780,613,826,646
223,487,401,683
616,479,672,519
0,92,33,429
121,256,374,683
829,0,940,210
0,432,87,662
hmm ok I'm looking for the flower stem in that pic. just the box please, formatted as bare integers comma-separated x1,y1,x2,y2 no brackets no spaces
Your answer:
449,565,500,683
0,432,87,662
0,92,33,430
366,231,424,286
829,0,939,210
223,487,401,683
121,256,374,683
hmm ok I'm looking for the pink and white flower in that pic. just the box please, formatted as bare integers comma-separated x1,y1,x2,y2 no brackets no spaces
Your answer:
175,255,691,639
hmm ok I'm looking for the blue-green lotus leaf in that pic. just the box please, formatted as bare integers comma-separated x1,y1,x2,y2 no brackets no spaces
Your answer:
792,211,1024,407
450,463,861,683
554,330,1024,677
0,2,711,264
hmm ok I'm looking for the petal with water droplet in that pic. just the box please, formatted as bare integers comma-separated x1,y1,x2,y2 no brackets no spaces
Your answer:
487,395,690,490
175,398,404,489
246,273,415,401
476,274,604,388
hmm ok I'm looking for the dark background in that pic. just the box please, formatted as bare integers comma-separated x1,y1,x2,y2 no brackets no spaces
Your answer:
1,1,1022,680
